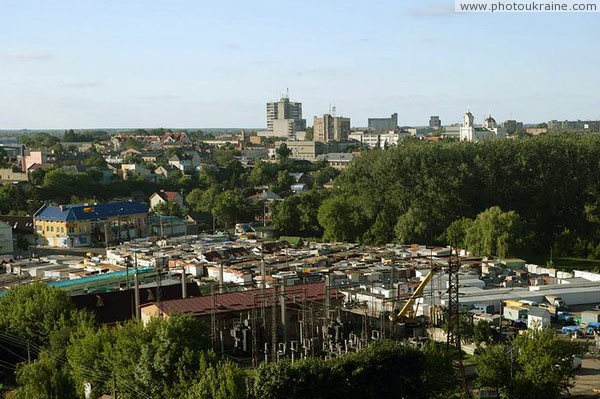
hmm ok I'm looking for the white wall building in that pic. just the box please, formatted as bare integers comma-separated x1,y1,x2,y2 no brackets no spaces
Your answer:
0,221,13,255
459,110,507,141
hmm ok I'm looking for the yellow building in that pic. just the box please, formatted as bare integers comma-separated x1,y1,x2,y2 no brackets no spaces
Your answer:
34,201,149,247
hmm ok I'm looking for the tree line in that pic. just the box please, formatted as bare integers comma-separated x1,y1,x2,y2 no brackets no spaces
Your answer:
317,134,600,259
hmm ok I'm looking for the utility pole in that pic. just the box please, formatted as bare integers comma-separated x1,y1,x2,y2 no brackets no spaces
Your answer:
134,252,140,319
280,282,287,345
104,221,109,249
112,374,118,399
271,284,278,362
181,266,187,299
446,246,471,399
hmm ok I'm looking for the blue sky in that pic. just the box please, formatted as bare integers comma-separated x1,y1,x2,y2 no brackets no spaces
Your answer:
0,0,598,129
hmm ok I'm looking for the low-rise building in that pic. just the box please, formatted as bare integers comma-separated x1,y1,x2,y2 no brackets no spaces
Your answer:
121,163,152,180
527,307,551,330
34,201,149,247
149,190,184,210
0,221,13,255
316,153,355,170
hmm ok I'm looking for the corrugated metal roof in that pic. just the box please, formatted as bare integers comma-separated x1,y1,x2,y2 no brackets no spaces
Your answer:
49,266,154,289
150,282,342,318
35,201,148,222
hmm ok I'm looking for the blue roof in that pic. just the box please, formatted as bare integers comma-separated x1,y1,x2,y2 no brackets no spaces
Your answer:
35,201,149,222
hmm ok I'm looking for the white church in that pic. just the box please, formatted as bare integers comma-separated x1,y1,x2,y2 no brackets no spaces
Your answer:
459,109,507,141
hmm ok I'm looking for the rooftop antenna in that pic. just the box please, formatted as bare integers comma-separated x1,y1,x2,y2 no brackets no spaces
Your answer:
332,105,336,117
286,87,289,99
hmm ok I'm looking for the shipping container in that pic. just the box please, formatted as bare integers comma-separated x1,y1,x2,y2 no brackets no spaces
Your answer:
473,303,495,314
581,310,600,325
503,306,528,321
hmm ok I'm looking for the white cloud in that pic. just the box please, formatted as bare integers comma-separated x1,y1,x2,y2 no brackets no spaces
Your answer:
7,52,54,61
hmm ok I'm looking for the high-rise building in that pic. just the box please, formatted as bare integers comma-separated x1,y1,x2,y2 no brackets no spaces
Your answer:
265,96,306,137
429,116,442,129
368,113,398,131
313,114,351,142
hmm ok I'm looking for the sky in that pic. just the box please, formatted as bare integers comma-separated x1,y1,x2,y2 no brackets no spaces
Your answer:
0,0,598,129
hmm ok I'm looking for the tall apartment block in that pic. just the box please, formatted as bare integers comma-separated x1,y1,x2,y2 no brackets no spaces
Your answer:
266,96,306,138
429,116,442,129
368,113,398,131
313,114,351,142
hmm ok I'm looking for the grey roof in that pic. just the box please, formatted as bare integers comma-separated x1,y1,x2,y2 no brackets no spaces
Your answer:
528,307,551,318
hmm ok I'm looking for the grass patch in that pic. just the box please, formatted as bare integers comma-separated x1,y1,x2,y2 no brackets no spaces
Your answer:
520,251,600,272
551,257,600,272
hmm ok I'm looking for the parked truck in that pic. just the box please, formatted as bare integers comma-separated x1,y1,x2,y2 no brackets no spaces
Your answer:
557,311,575,325
545,295,568,310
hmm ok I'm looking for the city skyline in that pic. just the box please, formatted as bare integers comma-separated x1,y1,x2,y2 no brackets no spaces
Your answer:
1,0,598,129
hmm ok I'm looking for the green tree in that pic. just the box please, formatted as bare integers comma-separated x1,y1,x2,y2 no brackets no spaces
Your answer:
185,352,246,399
213,190,248,229
14,351,77,399
475,328,584,399
271,170,294,194
186,188,205,213
318,194,369,242
465,206,526,258
154,200,184,217
444,217,474,249
475,344,513,397
248,160,279,187
275,143,291,161
304,126,314,141
0,284,76,348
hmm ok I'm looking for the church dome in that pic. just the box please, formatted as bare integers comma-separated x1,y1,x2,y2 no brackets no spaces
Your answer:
483,114,497,129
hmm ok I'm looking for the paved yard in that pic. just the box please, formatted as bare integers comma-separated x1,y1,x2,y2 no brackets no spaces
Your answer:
569,357,600,398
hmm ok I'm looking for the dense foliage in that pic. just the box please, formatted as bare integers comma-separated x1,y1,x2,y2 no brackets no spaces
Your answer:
250,340,456,399
475,328,584,399
324,134,600,258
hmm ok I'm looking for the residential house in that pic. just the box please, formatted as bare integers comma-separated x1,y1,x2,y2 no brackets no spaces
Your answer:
33,201,149,247
121,163,152,181
154,165,180,180
160,132,192,146
149,190,184,210
61,142,94,152
140,151,162,164
0,168,28,183
0,215,34,248
22,150,56,172
168,152,202,172
290,172,313,186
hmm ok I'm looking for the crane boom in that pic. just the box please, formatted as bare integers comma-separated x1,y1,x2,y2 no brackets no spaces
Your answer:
396,268,436,320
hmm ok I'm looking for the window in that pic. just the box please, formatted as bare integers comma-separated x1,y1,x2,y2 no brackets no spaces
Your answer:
68,227,75,234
